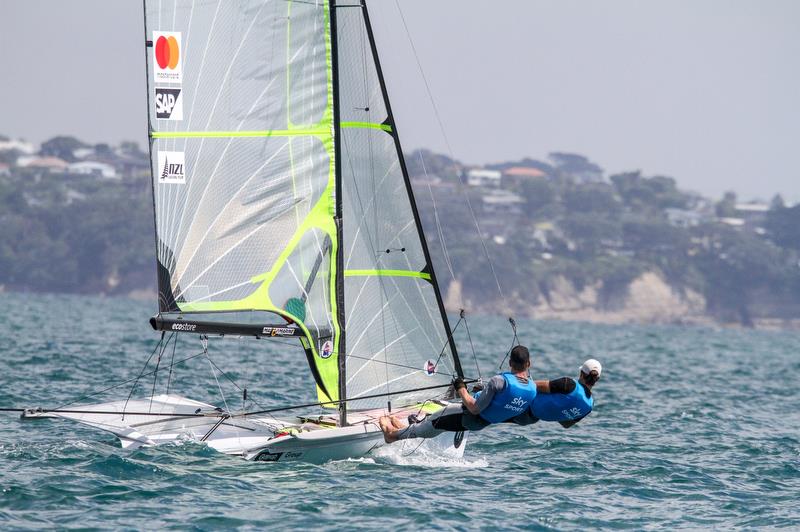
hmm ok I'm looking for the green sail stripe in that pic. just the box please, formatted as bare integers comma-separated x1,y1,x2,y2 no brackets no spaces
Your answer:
340,121,392,133
150,128,330,139
344,269,431,280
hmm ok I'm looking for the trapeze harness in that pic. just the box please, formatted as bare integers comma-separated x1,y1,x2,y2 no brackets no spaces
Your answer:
475,372,537,424
531,378,593,422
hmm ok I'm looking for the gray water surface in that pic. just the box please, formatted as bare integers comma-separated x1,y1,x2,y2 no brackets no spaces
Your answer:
1,293,798,530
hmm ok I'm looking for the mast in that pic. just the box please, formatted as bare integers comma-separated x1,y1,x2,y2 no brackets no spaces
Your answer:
142,0,160,319
360,0,464,378
330,0,347,427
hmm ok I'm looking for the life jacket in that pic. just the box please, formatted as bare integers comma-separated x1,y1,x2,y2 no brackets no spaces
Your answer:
530,378,593,422
475,372,537,424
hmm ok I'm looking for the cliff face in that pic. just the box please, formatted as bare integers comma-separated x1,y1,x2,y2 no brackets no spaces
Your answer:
443,271,800,329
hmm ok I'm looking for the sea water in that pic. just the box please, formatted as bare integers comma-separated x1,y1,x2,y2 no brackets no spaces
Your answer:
0,293,798,529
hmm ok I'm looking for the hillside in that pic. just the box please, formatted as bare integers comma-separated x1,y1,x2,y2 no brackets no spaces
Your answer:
2,136,800,329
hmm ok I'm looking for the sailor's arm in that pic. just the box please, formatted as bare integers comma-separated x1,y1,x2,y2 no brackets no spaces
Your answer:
457,385,481,415
536,377,575,394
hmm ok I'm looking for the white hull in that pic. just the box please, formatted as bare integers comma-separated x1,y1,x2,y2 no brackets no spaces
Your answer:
23,394,467,464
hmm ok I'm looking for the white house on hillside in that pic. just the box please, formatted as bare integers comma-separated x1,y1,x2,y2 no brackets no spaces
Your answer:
466,168,501,187
67,161,118,179
0,139,36,155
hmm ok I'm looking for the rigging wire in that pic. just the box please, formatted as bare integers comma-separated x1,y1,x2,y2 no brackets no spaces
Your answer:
201,348,284,426
121,331,168,420
419,152,456,281
392,0,508,306
53,349,210,411
3,379,478,419
391,0,522,377
165,331,179,395
461,309,483,382
148,333,174,413
496,317,521,370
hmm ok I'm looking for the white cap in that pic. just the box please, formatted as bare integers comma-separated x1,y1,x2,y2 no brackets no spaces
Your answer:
580,359,602,377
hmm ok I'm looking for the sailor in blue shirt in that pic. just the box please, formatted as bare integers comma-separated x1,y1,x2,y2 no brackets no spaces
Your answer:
512,359,601,429
379,346,537,442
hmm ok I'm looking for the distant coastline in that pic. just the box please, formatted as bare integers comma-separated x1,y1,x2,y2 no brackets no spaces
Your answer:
2,135,799,330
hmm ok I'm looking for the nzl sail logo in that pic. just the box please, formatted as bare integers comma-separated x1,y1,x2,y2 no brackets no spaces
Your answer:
153,31,182,83
155,88,183,120
157,151,186,184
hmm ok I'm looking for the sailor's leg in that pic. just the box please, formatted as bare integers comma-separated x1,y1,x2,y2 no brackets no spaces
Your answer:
389,416,407,430
392,416,443,441
379,415,407,443
389,404,465,442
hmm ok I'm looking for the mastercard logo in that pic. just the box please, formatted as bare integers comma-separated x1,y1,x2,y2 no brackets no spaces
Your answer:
155,35,180,70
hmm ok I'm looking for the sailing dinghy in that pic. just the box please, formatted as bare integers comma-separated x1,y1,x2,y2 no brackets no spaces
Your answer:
23,0,471,463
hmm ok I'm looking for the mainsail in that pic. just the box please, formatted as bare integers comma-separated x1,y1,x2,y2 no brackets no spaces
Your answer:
145,0,462,422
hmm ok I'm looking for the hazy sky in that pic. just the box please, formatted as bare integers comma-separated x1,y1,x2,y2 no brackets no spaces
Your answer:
1,1,798,202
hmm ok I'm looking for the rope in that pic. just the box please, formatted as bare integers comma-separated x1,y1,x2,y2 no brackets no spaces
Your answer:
461,309,482,382
148,333,174,413
497,317,520,370
53,350,208,410
420,152,456,281
393,0,508,305
392,1,525,372
165,331,178,395
122,332,168,420
429,312,465,374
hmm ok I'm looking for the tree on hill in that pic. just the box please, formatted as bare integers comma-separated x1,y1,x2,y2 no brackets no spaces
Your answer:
405,149,460,180
517,177,556,214
39,136,88,162
715,191,737,218
563,183,620,214
610,171,688,212
766,203,800,250
549,152,602,173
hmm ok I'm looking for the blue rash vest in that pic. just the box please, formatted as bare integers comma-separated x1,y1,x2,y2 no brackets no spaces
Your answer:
531,378,593,422
475,372,537,424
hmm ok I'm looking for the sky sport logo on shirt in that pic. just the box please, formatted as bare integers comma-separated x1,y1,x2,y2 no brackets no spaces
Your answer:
153,31,182,83
504,396,529,413
155,88,183,120
157,151,186,184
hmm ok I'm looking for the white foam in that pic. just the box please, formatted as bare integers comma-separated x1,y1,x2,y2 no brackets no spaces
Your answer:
371,433,489,468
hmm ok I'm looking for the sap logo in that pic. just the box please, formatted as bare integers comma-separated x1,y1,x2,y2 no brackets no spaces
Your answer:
157,151,186,184
562,407,583,420
155,88,183,120
171,323,196,332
